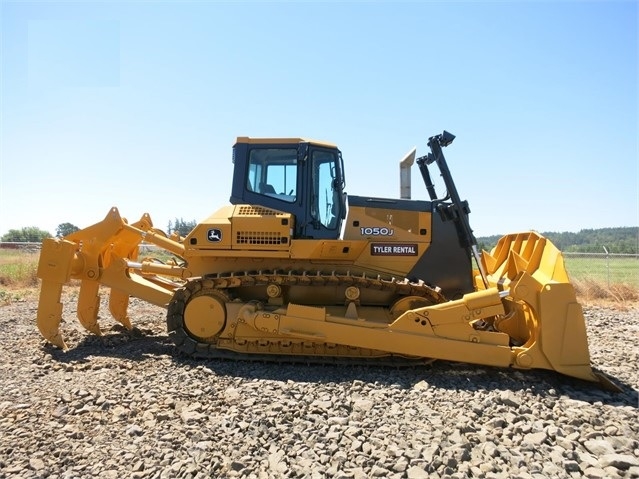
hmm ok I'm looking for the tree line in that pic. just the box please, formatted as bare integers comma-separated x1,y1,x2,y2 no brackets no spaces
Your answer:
477,227,638,254
2,222,637,254
1,218,198,243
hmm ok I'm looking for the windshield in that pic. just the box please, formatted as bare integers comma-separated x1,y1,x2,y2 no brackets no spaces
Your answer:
247,148,297,202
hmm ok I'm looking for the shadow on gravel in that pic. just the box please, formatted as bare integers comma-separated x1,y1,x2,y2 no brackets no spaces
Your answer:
43,326,175,363
186,357,637,408
43,327,637,409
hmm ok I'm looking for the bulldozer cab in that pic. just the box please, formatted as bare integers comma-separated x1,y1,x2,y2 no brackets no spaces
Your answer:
229,137,346,239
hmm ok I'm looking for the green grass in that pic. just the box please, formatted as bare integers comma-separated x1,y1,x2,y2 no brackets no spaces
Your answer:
0,249,40,304
0,249,39,286
564,255,638,285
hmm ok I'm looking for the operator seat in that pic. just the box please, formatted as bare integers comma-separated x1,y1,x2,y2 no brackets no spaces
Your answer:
259,183,276,194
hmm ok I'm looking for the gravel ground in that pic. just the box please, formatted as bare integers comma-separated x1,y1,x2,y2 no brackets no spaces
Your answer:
0,294,637,479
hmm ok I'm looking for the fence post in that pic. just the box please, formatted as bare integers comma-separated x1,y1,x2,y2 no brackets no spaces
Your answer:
603,246,610,288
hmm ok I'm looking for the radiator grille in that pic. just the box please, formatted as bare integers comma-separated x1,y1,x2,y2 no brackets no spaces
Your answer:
237,205,278,216
236,231,282,245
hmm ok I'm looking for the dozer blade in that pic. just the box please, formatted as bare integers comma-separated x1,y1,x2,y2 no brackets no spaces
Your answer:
480,232,618,390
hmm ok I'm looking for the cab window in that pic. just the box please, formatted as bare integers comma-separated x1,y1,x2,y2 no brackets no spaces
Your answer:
311,149,340,229
247,148,297,202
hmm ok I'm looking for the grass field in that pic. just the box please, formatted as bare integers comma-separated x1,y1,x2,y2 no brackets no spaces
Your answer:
564,255,638,303
0,249,40,303
1,249,637,305
565,255,638,285
0,249,39,286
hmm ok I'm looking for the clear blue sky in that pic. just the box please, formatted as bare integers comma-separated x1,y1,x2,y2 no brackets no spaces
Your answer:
1,1,637,238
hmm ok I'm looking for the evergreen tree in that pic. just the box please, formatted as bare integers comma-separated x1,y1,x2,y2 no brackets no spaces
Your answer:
56,223,80,238
167,218,197,237
477,227,638,254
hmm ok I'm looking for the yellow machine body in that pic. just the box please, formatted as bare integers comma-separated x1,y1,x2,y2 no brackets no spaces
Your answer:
35,133,614,389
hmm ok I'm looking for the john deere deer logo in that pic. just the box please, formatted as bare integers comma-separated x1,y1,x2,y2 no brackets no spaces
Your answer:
207,229,222,242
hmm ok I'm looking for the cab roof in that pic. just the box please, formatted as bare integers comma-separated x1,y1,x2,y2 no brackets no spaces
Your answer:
234,137,338,149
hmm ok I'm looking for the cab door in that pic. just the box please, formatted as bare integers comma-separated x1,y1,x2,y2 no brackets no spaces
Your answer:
301,148,344,239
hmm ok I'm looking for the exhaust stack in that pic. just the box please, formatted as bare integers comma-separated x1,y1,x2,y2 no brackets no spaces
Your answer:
399,147,416,199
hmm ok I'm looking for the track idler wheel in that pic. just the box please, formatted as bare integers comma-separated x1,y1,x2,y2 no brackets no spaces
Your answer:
183,292,227,341
167,281,230,353
390,295,438,321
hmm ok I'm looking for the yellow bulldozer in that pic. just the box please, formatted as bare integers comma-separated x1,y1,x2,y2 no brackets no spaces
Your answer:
35,131,616,389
